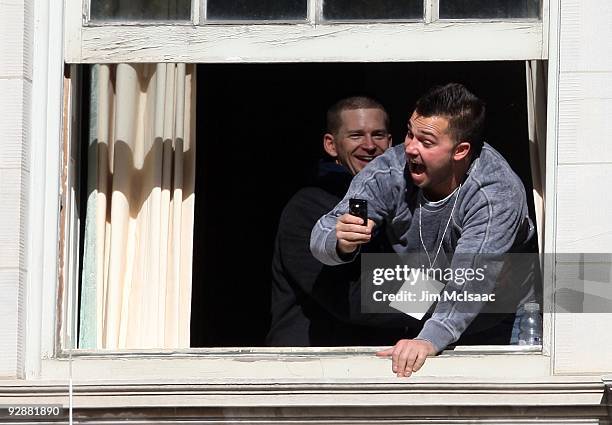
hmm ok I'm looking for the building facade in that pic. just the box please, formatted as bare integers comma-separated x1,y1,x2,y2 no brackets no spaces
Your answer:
1,0,611,423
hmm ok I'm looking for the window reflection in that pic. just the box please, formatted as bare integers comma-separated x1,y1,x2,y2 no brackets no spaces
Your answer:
440,0,541,19
323,0,422,20
90,0,191,21
207,0,307,20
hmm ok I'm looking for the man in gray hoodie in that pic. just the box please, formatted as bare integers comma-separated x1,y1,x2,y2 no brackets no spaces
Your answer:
310,83,535,377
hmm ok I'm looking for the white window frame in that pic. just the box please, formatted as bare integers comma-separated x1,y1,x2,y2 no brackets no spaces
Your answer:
65,0,548,63
25,0,587,393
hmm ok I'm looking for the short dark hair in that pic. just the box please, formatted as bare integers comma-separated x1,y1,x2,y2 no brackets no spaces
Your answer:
415,83,486,153
326,96,390,136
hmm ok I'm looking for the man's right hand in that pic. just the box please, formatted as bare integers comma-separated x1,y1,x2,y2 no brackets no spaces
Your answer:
335,213,375,255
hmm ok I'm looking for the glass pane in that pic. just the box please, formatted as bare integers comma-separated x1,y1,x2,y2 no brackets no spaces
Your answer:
207,0,307,20
323,0,422,20
440,0,541,19
90,0,191,21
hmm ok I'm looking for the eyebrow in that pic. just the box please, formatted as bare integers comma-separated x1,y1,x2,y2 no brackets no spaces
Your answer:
347,128,388,134
408,120,437,137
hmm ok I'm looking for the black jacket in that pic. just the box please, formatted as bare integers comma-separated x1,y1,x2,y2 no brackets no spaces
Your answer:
266,161,413,346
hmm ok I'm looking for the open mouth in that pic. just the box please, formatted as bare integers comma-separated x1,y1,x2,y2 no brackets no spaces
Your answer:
355,155,376,163
408,158,426,175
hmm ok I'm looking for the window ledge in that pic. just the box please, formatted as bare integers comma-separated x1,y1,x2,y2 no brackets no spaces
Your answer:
33,351,555,384
0,377,606,408
9,357,608,421
58,344,541,358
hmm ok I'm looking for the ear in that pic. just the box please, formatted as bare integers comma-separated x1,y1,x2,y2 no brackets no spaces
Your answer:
323,133,338,158
453,141,471,161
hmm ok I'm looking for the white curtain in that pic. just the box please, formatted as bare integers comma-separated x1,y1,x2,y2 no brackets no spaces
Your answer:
526,60,547,252
79,63,196,349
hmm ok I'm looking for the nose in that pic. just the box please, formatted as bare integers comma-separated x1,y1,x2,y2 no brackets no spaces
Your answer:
362,135,377,152
404,133,417,156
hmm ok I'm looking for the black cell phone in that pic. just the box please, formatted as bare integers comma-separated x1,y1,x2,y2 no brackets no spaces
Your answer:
349,198,368,225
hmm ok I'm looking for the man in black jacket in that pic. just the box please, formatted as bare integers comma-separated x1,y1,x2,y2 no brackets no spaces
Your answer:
266,97,411,346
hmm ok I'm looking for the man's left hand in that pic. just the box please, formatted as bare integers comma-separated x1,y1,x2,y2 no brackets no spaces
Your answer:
376,339,437,377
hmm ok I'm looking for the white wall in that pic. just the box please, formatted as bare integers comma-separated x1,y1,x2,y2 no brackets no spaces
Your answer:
554,0,612,374
0,0,33,378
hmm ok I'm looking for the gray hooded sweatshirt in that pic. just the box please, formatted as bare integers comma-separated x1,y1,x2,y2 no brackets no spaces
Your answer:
310,143,535,352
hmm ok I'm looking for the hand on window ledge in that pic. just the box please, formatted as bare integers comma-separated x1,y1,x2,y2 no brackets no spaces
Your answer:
376,339,437,378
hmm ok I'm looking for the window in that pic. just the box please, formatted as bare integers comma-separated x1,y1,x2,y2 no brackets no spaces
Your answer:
207,0,308,21
439,0,541,19
52,0,556,383
322,0,422,21
68,60,545,350
67,0,546,63
189,61,541,348
85,0,543,23
90,0,191,21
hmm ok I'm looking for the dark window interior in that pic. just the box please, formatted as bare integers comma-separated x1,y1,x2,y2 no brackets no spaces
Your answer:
207,0,307,20
323,0,422,20
191,61,536,347
439,0,541,19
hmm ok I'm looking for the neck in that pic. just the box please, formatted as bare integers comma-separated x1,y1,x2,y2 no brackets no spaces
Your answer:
423,159,470,201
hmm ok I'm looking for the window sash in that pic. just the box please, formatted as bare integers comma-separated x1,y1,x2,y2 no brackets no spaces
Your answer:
68,0,548,63
83,0,543,25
